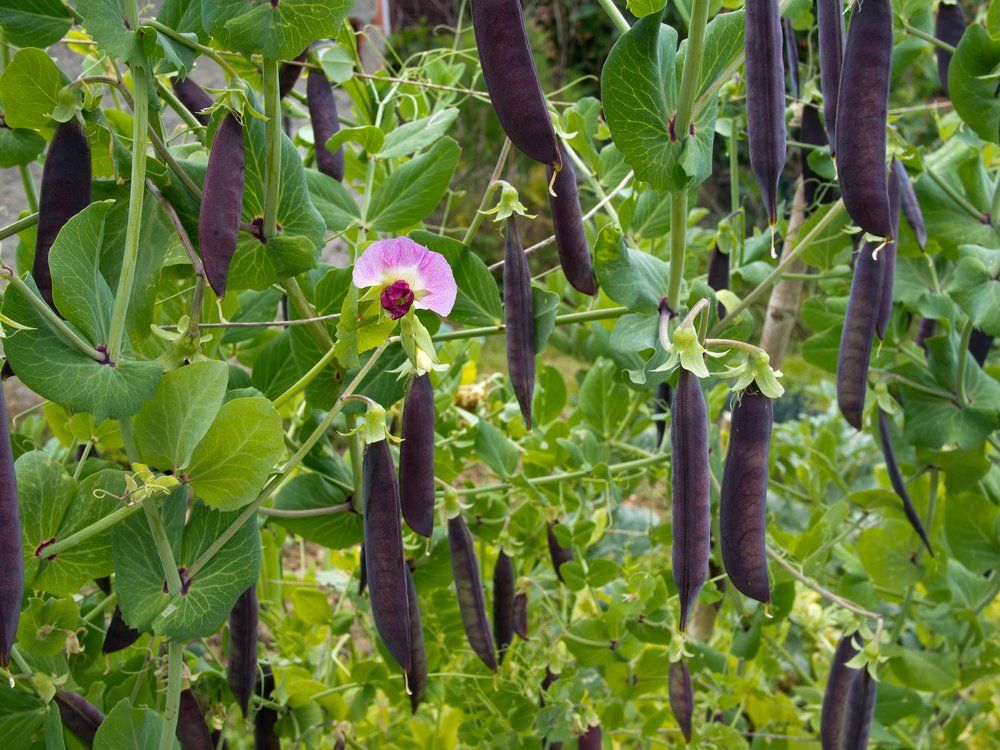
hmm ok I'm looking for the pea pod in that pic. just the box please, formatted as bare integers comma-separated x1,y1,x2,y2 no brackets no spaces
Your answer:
719,384,773,604
842,668,878,750
513,592,529,640
447,514,497,671
170,78,212,126
577,725,602,749
877,409,932,555
707,247,729,295
546,145,596,295
835,0,894,239
364,439,411,673
307,67,345,182
199,113,246,298
816,0,846,154
358,544,367,595
836,240,883,429
404,562,427,714
279,50,308,99
935,3,966,97
255,664,279,750
745,0,787,225
399,373,435,538
228,584,259,717
875,163,903,339
783,17,800,99
654,382,672,449
892,158,926,250
176,689,214,750
671,368,711,632
470,0,561,168
668,659,694,743
915,317,936,352
969,329,993,366
547,522,573,583
55,690,104,747
493,552,515,663
504,219,536,429
34,118,92,309
101,603,140,654
0,386,21,667
820,635,859,750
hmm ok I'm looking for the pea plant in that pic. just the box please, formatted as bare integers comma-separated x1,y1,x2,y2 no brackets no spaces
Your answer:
0,0,996,747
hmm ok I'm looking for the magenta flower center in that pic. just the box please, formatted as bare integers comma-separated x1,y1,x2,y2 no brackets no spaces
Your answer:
380,279,415,319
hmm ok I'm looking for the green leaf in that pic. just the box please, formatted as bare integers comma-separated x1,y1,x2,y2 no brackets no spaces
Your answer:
325,125,383,155
93,700,168,750
475,420,519,477
15,597,78,657
0,48,65,129
0,127,45,168
1,276,163,423
626,0,665,18
410,231,502,327
306,169,359,233
914,148,999,255
887,646,960,692
202,0,355,61
949,24,1000,144
318,44,354,84
186,396,284,511
0,0,72,48
272,473,363,549
532,287,560,353
945,245,1000,336
857,520,924,592
368,137,461,232
76,0,158,67
0,686,44,747
944,491,1000,573
133,360,229,472
16,451,76,589
532,364,567,426
578,359,631,437
377,108,459,159
593,225,670,312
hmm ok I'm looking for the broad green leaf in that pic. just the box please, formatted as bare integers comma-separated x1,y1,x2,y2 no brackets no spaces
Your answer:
0,127,45,168
186,397,284,511
251,330,307,400
368,137,461,232
945,245,999,336
1,276,163,423
319,44,355,84
949,24,1000,143
133,360,229,472
626,0,665,18
593,225,670,312
578,359,631,437
945,491,1000,573
0,686,44,747
475,420,519,477
887,646,960,692
16,452,76,589
532,287,560,353
857,520,924,592
0,0,72,48
915,146,999,255
15,597,78,657
0,48,64,129
410,231,501,327
325,125,383,155
272,473,363,549
377,108,459,159
76,0,159,67
202,0,354,61
533,364,567,426
306,169,359,233
93,699,167,750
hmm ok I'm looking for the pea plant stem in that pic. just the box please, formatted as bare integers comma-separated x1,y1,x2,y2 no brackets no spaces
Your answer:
426,306,629,343
902,21,956,53
667,191,689,311
0,211,38,241
273,342,339,410
595,0,630,34
956,319,974,405
145,19,237,78
0,270,105,361
258,502,353,518
262,58,282,239
154,79,206,137
925,167,988,223
107,69,149,360
157,641,184,750
461,138,511,247
39,500,145,559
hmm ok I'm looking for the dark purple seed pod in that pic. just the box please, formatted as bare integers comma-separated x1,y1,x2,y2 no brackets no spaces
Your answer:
199,113,245,298
969,329,993,366
835,0,894,239
404,562,427,714
668,659,694,743
816,0,846,155
875,164,903,339
228,584,259,718
34,118,91,309
654,381,672,448
504,218,536,429
800,105,835,211
102,604,140,654
671,368,711,632
577,725,601,750
54,690,104,747
306,68,345,182
447,514,497,671
820,635,860,750
744,0,787,225
363,439,411,673
782,17,800,99
255,664,279,750
935,3,966,97
837,240,883,429
876,409,932,555
399,373,435,538
358,544,367,595
841,667,878,750
512,592,529,640
707,246,729,318
171,78,213,126
719,384,773,604
546,144,596,295
279,50,308,99
0,386,21,667
915,317,936,352
176,689,214,750
470,0,561,168
891,159,926,250
492,552,515,663
546,522,573,583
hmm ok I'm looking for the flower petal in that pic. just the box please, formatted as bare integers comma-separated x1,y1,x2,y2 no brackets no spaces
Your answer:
353,237,425,288
411,247,457,316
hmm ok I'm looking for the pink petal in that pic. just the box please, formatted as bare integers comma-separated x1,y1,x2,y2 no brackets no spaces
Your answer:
353,237,457,318
413,249,457,317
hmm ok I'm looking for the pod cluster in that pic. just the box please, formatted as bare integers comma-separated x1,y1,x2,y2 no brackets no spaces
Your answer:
820,635,878,750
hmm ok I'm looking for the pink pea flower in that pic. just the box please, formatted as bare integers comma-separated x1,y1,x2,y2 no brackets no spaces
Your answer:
353,237,457,320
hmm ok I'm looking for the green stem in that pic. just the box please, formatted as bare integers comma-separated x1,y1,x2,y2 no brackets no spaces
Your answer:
711,200,845,335
925,168,988,223
273,342,339,410
451,455,663,498
728,118,742,265
869,369,955,401
667,191,688,311
428,306,628,342
39,500,145,559
461,139,511,247
145,20,237,79
956,319,974,405
595,0,630,34
155,79,206,137
83,591,117,623
259,502,352,518
902,22,955,53
346,415,364,511
262,58,281,240
157,641,184,750
674,0,710,136
0,212,38,240
180,343,390,584
2,269,104,361
107,69,149,360
890,467,938,641
281,278,335,351
18,166,37,213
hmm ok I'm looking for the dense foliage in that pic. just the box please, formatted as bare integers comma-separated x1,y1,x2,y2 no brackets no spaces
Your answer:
0,0,996,748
